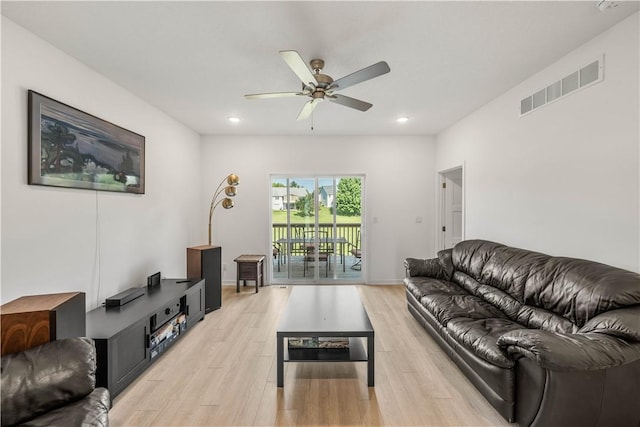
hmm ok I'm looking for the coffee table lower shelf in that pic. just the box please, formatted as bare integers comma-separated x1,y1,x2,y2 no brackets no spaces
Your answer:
277,334,374,387
285,337,367,362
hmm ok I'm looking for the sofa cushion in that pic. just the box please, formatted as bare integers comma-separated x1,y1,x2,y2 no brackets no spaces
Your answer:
452,240,549,303
479,247,549,303
523,257,640,327
437,248,455,279
452,240,507,280
453,273,525,322
580,306,640,342
1,337,97,427
447,317,525,368
420,293,507,326
474,284,521,319
515,305,578,334
451,274,578,334
452,240,640,329
451,271,484,295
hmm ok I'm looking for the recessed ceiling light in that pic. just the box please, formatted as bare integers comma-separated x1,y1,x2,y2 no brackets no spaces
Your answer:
228,116,240,123
396,116,409,123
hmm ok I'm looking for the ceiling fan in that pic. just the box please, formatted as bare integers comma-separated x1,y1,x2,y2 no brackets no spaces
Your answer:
245,50,391,121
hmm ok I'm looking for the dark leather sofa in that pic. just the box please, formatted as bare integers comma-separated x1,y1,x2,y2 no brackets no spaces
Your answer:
404,240,640,427
1,337,110,427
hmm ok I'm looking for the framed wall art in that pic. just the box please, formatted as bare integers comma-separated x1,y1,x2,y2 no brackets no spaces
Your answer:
28,90,145,194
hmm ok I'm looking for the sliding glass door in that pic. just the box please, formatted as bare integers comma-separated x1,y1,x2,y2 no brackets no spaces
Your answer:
271,175,363,283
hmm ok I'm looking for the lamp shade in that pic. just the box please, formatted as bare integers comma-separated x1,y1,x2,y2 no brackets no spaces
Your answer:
222,198,234,209
226,174,239,186
224,186,237,197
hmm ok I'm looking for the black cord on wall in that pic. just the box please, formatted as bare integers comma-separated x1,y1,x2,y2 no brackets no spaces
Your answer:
93,190,102,307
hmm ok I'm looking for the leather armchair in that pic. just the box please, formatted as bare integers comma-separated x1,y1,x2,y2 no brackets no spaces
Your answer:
1,337,110,427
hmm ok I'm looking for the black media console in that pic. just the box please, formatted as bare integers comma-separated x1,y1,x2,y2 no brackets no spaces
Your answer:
86,279,205,399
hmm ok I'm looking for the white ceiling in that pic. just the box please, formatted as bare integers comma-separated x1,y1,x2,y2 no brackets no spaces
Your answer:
2,1,638,136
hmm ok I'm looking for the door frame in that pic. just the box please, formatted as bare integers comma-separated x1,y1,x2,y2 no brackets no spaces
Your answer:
437,164,465,251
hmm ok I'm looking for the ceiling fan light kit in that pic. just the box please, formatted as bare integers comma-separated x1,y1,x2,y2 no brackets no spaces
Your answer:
245,50,390,121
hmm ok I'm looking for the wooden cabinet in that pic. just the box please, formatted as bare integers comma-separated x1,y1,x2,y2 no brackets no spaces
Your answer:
86,279,204,399
1,292,85,356
187,245,221,313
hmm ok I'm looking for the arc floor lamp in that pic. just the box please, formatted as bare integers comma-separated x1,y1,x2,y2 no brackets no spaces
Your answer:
208,173,239,245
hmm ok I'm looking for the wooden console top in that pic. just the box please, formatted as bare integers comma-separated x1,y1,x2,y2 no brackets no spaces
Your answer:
0,292,82,314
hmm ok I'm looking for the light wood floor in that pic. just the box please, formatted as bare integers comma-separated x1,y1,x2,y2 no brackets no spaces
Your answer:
109,285,511,426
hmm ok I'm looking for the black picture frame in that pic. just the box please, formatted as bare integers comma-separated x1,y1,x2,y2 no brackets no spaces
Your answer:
28,90,145,194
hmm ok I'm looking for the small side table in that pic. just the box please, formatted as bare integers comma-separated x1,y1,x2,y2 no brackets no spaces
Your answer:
234,255,266,293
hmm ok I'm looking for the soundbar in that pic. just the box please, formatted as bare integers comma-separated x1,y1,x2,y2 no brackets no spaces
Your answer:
105,287,146,307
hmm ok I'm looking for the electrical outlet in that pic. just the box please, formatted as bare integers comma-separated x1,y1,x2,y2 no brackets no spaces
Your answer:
223,263,227,272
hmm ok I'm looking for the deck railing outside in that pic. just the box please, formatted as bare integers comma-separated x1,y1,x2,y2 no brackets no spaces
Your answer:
272,223,360,256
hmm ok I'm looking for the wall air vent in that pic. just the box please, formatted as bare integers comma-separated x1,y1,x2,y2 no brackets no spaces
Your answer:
520,56,604,116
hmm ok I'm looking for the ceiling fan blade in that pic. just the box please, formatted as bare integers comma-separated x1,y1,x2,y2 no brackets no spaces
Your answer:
330,61,390,91
296,98,323,121
245,92,305,99
327,94,372,112
280,50,318,89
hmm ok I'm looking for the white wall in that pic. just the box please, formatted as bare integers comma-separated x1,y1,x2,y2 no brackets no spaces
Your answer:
436,13,639,272
200,135,437,284
1,17,202,308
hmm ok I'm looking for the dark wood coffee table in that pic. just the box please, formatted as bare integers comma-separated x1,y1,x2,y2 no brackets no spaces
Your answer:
276,285,374,387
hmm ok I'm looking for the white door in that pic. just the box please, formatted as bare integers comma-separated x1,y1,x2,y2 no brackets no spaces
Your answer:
441,167,463,249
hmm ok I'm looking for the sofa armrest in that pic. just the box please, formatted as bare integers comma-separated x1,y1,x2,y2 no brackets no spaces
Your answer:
497,329,640,371
1,337,98,427
500,330,640,426
404,257,451,280
16,387,110,427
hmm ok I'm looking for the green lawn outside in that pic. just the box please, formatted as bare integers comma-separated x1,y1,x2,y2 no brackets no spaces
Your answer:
272,206,361,224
